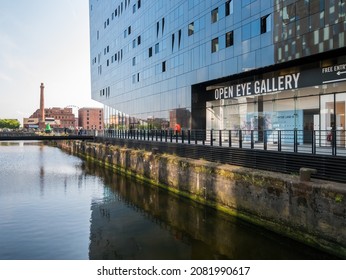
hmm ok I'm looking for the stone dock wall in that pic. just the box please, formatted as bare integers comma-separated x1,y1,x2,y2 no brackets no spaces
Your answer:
57,140,346,258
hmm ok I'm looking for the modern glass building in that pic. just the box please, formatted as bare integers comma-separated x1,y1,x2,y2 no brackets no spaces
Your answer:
89,0,346,145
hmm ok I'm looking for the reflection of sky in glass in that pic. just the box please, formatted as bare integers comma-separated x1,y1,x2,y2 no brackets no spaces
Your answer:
91,1,277,122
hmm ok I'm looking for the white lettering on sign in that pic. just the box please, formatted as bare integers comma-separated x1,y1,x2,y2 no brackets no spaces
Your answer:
214,73,301,100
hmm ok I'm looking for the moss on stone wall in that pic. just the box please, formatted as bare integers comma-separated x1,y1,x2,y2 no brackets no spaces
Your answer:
56,140,346,258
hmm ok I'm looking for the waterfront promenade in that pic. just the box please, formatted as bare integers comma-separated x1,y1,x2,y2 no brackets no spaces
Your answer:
2,128,345,183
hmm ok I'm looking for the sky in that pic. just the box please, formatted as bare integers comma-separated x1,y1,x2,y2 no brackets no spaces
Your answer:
0,0,102,123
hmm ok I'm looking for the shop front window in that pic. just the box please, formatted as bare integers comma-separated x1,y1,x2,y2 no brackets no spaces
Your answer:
320,94,335,132
335,92,346,147
321,92,346,147
335,92,346,130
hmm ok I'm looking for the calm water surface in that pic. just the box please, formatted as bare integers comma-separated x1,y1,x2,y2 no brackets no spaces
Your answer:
0,142,337,260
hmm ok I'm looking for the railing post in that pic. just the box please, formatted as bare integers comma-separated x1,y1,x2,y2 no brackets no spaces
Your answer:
175,130,178,143
165,130,167,142
251,130,254,149
195,130,197,144
219,130,222,146
188,130,191,144
170,130,173,142
312,130,316,154
239,130,242,148
229,130,232,147
332,129,337,156
182,130,184,143
210,130,213,146
278,130,282,152
264,130,267,150
294,129,298,153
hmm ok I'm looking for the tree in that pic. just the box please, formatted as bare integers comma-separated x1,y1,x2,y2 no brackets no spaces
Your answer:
0,119,21,129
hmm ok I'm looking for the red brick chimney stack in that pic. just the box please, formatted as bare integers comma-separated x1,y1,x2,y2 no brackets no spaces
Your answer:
39,82,45,129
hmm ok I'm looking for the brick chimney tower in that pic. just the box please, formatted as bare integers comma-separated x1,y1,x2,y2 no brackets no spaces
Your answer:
39,82,45,129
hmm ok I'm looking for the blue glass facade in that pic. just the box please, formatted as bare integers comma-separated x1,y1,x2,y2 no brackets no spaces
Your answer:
89,0,346,135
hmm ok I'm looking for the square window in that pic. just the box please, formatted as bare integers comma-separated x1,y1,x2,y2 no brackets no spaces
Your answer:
226,31,233,47
188,22,194,36
225,0,233,16
137,35,141,45
171,33,175,51
155,43,159,54
211,37,219,53
178,29,182,49
162,61,166,72
149,47,153,57
162,17,165,34
211,8,218,23
261,14,271,34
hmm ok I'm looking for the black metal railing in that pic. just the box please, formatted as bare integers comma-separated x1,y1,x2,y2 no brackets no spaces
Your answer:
98,129,345,157
95,129,346,183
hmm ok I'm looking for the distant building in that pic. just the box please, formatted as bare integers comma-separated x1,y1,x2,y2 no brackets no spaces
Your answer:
78,107,104,130
23,118,39,129
30,107,76,129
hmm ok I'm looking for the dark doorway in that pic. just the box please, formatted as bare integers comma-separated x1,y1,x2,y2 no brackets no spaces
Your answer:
303,109,319,144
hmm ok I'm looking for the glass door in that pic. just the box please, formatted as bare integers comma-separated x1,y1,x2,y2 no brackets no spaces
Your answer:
335,92,346,147
320,94,334,146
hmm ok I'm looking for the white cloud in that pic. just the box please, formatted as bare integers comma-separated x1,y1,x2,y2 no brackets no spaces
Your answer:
0,72,13,83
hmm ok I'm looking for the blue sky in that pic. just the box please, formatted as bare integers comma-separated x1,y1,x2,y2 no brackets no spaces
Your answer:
0,0,101,123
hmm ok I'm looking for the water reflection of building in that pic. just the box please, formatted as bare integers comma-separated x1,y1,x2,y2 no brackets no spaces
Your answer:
169,108,191,130
85,161,333,260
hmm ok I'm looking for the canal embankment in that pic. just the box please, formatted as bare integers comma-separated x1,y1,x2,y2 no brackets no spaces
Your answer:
57,140,346,258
